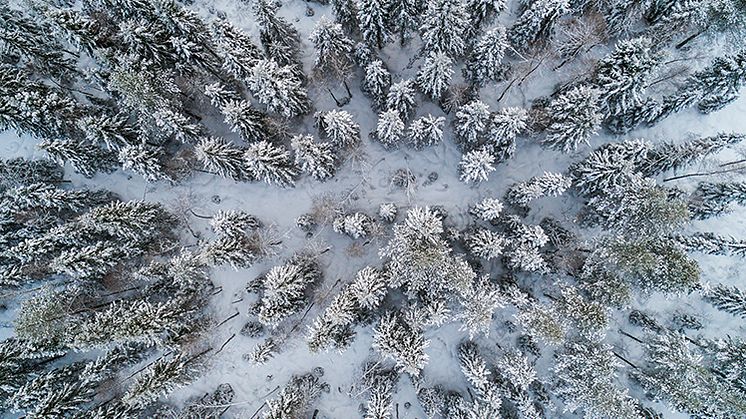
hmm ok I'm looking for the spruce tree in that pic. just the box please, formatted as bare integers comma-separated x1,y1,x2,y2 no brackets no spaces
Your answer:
247,59,311,118
39,139,116,178
118,144,169,182
486,107,529,162
542,86,602,153
211,19,264,80
454,100,491,148
464,26,509,86
332,0,360,33
703,283,746,318
244,141,298,187
386,79,418,120
310,17,354,81
291,134,337,181
254,0,301,67
357,0,391,49
408,114,445,149
374,110,406,148
194,137,250,180
420,0,471,57
373,313,430,376
319,109,361,147
508,0,570,51
257,256,321,326
362,60,392,111
391,0,423,46
417,51,454,100
506,172,571,208
467,0,506,28
459,148,496,183
123,352,195,408
219,99,268,143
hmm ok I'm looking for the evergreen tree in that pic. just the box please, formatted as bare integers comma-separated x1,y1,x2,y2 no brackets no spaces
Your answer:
486,107,529,162
417,51,454,100
408,114,445,149
420,0,471,57
594,37,660,132
542,86,602,153
391,0,423,46
373,313,430,376
689,181,746,219
552,341,640,418
333,212,377,238
332,0,360,33
362,60,392,111
357,0,391,49
459,148,496,183
244,141,298,187
310,17,354,81
211,19,264,80
471,197,504,221
634,331,746,418
703,283,746,318
210,209,261,238
508,0,570,51
118,144,169,182
254,0,301,67
502,217,550,273
378,202,398,223
454,100,491,148
219,99,269,143
39,139,116,178
123,352,195,408
386,79,418,120
506,172,571,208
467,0,506,28
455,277,505,337
247,59,311,118
264,373,324,419
464,26,509,86
641,133,745,176
200,234,258,269
194,137,250,180
291,135,337,181
569,139,651,197
465,228,509,260
80,200,176,243
78,112,137,151
319,110,361,148
374,109,406,148
257,256,321,326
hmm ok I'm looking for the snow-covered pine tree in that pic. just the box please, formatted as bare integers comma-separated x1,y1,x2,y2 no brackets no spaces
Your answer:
39,139,116,178
633,331,746,418
508,0,570,51
455,277,505,337
386,79,418,121
555,286,609,341
373,109,406,148
467,0,506,28
118,144,169,182
200,234,258,269
333,212,376,238
587,175,689,236
465,228,509,260
417,51,454,100
332,0,359,33
218,99,269,143
470,197,504,221
210,209,261,238
362,60,392,111
391,0,423,46
257,255,321,326
703,283,746,318
542,86,602,153
459,148,496,183
569,138,651,197
594,37,660,132
153,109,202,144
689,181,746,219
310,17,354,81
244,140,298,187
254,0,301,67
357,0,391,49
319,109,361,148
378,202,398,223
195,137,250,180
486,107,529,162
464,26,509,86
457,342,502,412
123,352,195,408
420,0,471,57
641,132,745,177
211,19,264,80
552,340,640,418
80,200,176,244
373,312,430,376
246,59,311,118
506,172,571,208
408,114,445,149
78,112,137,151
454,100,491,148
291,134,337,182
264,373,324,419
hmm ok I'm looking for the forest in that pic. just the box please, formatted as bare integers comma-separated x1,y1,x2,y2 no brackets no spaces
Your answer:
0,0,746,417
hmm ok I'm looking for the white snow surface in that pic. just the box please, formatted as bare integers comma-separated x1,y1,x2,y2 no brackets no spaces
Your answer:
1,0,746,417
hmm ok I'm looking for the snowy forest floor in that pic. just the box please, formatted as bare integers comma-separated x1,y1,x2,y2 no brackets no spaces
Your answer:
2,0,746,417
